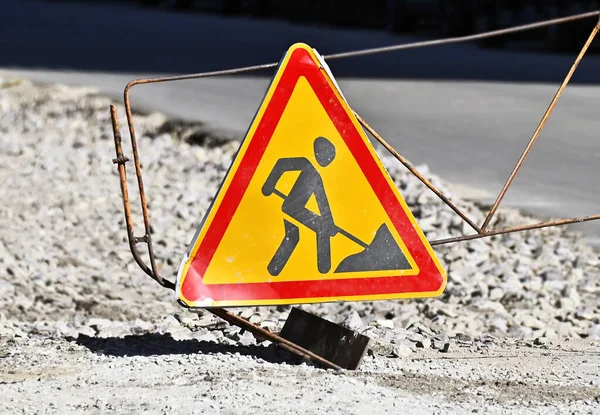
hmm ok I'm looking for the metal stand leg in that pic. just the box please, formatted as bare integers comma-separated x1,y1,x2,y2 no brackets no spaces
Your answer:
207,308,343,371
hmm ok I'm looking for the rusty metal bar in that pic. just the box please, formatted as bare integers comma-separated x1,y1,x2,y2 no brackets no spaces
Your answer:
110,105,175,290
355,112,482,234
121,89,161,287
325,11,600,60
207,308,342,371
431,212,600,246
111,105,142,272
121,63,279,92
480,16,600,231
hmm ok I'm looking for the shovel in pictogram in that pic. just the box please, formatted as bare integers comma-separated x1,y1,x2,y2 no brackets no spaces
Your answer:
272,189,410,273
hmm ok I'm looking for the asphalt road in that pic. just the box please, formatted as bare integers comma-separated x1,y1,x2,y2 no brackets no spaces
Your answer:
3,0,600,244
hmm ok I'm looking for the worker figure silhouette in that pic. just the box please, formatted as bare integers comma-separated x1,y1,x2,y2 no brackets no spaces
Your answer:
262,136,338,276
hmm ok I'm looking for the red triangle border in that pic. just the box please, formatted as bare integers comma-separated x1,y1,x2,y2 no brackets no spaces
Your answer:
180,45,446,305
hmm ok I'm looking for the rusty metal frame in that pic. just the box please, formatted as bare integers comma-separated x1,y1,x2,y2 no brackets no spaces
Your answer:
110,11,600,370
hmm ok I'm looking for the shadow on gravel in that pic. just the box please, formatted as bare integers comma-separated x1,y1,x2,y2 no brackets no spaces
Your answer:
71,333,306,366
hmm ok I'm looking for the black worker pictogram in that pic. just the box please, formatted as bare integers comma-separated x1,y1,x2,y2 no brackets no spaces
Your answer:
262,136,411,277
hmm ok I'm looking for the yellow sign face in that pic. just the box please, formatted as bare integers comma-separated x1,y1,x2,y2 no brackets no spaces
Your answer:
202,75,418,285
176,43,446,307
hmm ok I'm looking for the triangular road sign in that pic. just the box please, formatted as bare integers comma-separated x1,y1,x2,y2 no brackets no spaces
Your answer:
176,43,447,308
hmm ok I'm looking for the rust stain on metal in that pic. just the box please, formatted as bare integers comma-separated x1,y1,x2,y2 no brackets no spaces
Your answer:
110,105,174,290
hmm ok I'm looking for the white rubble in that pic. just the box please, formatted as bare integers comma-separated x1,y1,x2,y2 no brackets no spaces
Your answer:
2,78,600,414
1,78,599,346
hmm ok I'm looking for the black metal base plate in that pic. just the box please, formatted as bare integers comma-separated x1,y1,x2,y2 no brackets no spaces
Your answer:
279,307,371,370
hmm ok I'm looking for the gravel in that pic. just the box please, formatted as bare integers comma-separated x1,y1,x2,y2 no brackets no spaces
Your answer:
2,334,599,414
1,77,600,412
1,76,600,342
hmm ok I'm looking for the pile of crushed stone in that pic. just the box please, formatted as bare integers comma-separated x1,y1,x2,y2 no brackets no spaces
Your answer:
1,78,599,357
